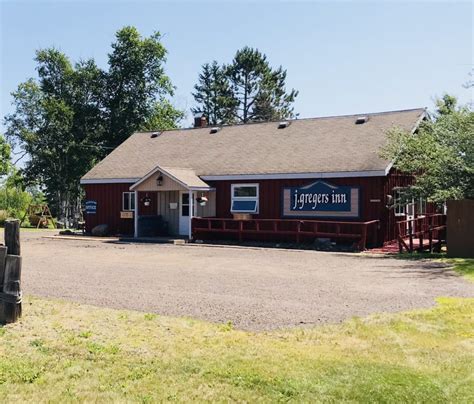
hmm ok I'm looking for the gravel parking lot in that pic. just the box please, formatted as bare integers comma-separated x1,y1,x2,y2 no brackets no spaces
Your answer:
6,230,474,330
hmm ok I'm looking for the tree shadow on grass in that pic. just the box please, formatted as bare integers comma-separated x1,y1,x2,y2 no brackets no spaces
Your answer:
361,252,474,281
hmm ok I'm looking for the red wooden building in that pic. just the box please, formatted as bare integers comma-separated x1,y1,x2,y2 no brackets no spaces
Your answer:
81,108,428,248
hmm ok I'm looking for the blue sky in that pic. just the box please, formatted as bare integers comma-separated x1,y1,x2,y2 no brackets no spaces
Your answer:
1,0,472,130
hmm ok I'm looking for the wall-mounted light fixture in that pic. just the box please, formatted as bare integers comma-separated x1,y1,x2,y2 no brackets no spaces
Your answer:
156,173,163,187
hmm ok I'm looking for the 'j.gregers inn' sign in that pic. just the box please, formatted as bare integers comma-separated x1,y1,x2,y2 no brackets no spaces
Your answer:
282,181,360,218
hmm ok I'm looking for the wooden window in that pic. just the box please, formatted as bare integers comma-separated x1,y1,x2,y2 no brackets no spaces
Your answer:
417,197,427,216
393,188,406,216
181,192,190,217
231,184,259,213
122,192,135,211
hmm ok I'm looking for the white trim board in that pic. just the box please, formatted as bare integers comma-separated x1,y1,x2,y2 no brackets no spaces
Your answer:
201,170,387,181
129,165,213,191
80,178,140,184
81,170,389,185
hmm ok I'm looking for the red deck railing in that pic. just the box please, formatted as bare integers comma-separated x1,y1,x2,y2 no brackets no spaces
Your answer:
192,217,380,250
396,214,446,253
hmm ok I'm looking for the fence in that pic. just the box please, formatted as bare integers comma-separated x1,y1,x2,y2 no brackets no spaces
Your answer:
447,200,474,258
396,214,446,253
192,217,379,250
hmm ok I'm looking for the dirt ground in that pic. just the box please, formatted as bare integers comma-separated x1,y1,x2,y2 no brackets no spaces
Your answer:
4,230,474,330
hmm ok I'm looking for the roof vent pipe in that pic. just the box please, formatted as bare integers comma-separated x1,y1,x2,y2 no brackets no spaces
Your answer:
355,116,369,124
278,121,290,129
209,127,221,134
194,115,208,128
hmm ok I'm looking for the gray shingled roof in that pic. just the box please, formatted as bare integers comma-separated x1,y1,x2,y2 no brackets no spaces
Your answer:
81,108,425,181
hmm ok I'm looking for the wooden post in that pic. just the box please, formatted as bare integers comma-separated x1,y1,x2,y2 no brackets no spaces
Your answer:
4,219,20,256
360,224,368,251
427,216,432,253
397,223,403,253
408,221,413,253
0,246,7,288
0,220,22,324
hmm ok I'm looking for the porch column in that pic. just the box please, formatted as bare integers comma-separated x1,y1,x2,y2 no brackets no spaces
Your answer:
188,190,194,240
134,191,138,238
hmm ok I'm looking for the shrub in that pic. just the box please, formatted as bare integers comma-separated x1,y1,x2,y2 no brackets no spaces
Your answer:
0,210,9,226
0,186,32,220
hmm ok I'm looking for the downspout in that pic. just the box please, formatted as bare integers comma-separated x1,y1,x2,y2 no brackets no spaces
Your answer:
134,191,138,238
188,190,194,240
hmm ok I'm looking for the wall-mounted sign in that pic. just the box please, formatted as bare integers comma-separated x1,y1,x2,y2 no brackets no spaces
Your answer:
120,211,134,219
85,200,97,215
282,181,360,218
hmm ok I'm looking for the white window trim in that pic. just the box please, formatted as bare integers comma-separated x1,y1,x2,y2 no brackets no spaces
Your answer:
393,188,406,217
231,183,259,214
123,192,136,211
417,197,427,216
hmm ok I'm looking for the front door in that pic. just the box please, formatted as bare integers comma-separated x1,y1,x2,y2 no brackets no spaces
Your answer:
179,191,190,236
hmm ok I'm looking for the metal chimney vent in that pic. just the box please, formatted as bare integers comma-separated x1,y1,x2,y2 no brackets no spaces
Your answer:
355,116,369,125
278,121,290,129
150,132,160,138
209,127,221,134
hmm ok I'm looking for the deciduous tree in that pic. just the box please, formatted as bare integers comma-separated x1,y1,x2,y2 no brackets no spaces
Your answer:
4,27,182,225
381,96,473,203
0,134,10,176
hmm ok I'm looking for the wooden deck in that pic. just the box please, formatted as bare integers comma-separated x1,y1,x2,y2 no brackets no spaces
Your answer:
396,214,446,253
192,218,380,250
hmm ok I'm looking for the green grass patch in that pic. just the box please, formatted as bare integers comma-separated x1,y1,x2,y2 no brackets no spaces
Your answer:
447,258,474,281
379,252,474,282
0,296,473,402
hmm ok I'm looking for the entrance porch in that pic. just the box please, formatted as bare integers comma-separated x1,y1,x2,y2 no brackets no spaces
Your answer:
130,166,215,238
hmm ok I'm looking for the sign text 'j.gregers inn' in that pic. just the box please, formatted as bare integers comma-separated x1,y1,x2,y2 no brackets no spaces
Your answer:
282,181,360,218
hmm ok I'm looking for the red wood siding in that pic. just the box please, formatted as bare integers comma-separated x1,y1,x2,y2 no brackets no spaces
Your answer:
84,183,135,235
206,172,416,244
84,170,434,244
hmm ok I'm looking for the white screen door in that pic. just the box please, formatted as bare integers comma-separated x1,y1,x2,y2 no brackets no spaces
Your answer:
179,191,190,236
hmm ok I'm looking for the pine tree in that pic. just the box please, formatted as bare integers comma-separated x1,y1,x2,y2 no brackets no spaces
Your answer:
227,47,298,123
191,61,235,125
191,48,298,125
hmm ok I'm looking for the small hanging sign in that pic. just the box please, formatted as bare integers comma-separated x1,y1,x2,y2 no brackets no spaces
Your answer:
120,211,134,219
85,200,97,215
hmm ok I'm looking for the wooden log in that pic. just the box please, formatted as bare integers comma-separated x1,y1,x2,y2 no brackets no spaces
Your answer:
0,255,22,324
3,255,22,295
4,219,20,256
0,246,7,289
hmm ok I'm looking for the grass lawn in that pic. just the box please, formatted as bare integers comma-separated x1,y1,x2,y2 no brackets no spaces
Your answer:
0,296,473,403
448,258,474,281
382,253,474,282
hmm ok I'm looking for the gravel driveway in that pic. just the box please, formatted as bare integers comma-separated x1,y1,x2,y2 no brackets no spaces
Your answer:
6,231,474,330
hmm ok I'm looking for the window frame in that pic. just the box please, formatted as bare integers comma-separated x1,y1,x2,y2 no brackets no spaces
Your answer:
230,183,259,214
417,197,427,216
122,192,136,211
393,188,406,217
181,192,190,217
